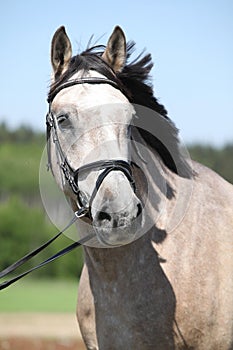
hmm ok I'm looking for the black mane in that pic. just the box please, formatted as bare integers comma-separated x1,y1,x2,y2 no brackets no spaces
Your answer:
49,42,192,178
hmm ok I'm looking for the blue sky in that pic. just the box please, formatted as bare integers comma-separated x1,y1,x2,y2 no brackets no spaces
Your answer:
0,0,232,145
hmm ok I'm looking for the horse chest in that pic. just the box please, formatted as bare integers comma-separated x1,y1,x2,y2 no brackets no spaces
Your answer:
79,255,176,349
95,285,175,349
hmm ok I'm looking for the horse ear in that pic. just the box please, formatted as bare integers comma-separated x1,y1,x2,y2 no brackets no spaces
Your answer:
51,26,72,79
102,26,126,73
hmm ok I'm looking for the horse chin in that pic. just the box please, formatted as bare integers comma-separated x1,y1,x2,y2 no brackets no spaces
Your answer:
95,229,136,247
93,216,143,247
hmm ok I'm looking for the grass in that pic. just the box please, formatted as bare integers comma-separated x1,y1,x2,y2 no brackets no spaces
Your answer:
0,279,78,313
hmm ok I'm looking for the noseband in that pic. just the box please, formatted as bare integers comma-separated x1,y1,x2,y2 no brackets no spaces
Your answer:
46,77,136,220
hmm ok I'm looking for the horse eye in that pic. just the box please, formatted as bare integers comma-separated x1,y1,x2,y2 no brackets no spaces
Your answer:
57,114,70,128
57,114,68,123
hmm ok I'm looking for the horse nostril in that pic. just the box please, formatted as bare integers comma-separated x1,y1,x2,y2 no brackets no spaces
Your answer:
136,203,142,217
98,211,112,222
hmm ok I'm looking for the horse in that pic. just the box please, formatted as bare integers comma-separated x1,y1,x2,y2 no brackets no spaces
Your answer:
46,25,233,349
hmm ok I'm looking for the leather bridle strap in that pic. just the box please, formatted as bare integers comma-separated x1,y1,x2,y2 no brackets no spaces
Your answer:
85,160,136,210
47,77,121,104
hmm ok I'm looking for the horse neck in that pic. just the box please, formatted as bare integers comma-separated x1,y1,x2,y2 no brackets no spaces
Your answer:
131,128,192,234
82,231,162,282
81,141,178,281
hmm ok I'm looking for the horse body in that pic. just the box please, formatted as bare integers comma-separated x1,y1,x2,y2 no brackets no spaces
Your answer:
48,26,233,349
77,161,233,350
160,162,233,349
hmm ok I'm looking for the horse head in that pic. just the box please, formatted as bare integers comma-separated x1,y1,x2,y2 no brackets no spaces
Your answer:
47,26,143,247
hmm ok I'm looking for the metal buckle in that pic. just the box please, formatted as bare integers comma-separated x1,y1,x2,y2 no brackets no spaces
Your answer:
46,113,54,128
75,208,89,218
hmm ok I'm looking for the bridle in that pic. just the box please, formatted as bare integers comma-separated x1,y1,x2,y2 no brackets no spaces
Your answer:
0,76,137,290
46,76,136,220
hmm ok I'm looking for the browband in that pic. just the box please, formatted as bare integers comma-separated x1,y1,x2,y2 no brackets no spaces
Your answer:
47,77,121,103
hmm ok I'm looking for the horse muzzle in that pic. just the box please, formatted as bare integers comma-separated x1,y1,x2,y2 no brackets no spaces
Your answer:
90,170,143,247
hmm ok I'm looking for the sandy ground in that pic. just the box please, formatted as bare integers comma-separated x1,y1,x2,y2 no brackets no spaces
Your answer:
0,313,86,350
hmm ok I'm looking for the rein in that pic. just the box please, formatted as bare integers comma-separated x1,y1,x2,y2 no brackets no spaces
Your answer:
0,76,136,290
0,211,95,290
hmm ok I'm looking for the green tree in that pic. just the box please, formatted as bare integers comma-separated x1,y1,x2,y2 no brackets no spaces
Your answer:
0,196,83,279
188,143,233,184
